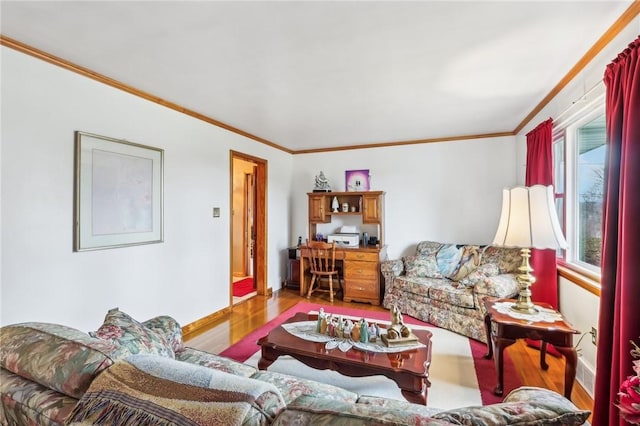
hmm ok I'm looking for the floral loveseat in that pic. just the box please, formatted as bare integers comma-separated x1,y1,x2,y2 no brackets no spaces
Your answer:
382,240,522,343
0,308,590,425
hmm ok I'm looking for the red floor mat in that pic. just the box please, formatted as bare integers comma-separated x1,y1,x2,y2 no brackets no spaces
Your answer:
233,277,254,297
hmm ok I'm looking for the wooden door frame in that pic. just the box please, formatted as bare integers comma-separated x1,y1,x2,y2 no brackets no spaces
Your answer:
230,151,267,304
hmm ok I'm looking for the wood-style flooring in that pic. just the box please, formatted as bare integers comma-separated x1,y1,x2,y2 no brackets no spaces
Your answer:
184,288,594,418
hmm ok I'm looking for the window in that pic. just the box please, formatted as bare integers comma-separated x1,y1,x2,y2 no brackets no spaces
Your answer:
553,107,606,277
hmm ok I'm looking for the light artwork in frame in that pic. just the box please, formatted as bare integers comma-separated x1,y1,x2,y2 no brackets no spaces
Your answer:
74,131,164,251
345,169,370,192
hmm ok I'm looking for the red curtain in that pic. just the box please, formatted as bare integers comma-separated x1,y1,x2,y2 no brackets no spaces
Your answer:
593,36,640,426
525,118,558,308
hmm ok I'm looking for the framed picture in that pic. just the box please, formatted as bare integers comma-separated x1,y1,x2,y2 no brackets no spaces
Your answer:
74,131,164,251
345,169,370,192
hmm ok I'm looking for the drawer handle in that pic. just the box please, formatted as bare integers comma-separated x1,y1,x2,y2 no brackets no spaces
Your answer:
357,254,365,259
357,269,363,273
357,287,365,291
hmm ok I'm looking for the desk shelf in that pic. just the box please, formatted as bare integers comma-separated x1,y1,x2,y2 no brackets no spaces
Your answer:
307,191,384,244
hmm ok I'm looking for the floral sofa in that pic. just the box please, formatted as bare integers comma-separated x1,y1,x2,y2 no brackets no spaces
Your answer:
382,240,522,343
0,308,590,425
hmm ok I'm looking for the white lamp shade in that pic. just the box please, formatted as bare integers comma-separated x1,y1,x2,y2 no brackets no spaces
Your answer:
492,185,568,250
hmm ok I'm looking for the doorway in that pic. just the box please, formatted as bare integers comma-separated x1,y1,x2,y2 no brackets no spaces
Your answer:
230,151,267,306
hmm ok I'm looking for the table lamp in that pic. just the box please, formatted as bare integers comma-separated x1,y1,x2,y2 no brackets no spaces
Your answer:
492,185,568,314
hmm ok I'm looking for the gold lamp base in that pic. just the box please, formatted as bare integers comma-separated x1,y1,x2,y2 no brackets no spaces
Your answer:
510,248,539,315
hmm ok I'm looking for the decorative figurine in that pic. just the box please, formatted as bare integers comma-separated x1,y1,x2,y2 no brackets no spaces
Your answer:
391,304,404,327
391,304,411,337
344,319,354,336
320,313,328,335
359,319,369,343
314,171,331,192
382,304,416,346
369,323,379,343
351,322,361,341
336,316,345,339
332,196,340,212
316,308,325,333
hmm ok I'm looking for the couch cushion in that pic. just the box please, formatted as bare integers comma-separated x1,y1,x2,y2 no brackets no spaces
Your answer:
480,246,522,274
250,370,358,405
394,276,440,297
416,241,444,256
357,395,443,417
142,315,185,354
433,386,590,425
451,245,482,281
272,395,452,425
176,347,258,377
459,263,500,287
0,323,117,399
427,281,475,309
392,275,475,308
436,244,464,277
0,368,78,426
92,308,174,359
474,274,519,297
404,255,443,279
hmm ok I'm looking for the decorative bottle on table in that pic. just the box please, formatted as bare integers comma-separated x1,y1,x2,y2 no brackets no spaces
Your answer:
360,320,369,343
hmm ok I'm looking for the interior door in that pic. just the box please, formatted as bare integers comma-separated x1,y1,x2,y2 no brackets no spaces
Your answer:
245,172,255,276
232,158,255,277
230,151,268,303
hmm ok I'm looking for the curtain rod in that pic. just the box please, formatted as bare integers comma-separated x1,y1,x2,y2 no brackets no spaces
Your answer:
554,80,604,122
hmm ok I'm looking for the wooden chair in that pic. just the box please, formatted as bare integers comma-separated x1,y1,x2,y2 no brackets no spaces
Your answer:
305,240,342,302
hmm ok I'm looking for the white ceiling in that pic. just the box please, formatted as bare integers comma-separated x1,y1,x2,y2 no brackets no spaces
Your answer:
0,1,632,152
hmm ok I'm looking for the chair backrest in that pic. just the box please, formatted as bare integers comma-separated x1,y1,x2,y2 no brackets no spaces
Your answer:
306,240,337,274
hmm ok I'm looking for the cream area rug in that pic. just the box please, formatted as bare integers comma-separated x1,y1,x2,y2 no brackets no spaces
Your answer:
219,302,521,409
243,323,482,409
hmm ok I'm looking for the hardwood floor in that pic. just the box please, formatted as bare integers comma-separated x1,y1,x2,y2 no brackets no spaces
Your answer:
184,288,594,416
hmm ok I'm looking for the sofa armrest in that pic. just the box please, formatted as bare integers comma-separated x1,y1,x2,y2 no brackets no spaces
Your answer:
380,259,404,294
176,347,258,377
473,274,519,298
433,386,590,425
272,395,450,425
381,259,404,277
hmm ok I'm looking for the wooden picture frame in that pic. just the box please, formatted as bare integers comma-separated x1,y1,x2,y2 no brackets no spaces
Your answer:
73,131,164,251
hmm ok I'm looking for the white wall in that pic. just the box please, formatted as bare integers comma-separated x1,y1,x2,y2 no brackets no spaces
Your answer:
514,16,640,397
0,43,519,333
0,47,293,331
292,136,518,260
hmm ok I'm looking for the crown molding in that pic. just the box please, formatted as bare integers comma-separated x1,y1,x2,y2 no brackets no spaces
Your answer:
0,35,294,155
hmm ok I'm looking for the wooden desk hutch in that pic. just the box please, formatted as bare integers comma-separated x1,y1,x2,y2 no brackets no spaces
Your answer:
299,191,387,305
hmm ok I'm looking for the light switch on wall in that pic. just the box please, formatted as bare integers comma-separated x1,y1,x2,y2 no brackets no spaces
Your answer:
212,207,220,218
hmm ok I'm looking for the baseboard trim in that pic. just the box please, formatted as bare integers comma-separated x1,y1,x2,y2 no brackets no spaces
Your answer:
182,307,231,340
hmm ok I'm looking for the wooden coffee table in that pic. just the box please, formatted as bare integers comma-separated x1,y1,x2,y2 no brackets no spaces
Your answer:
257,312,433,405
